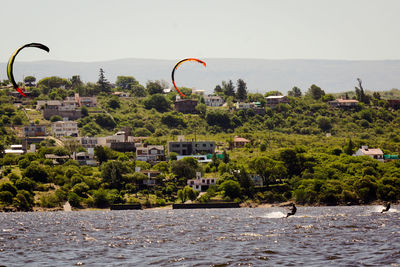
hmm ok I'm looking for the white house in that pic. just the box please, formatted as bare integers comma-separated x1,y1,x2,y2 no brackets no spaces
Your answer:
187,172,217,192
51,121,79,137
204,95,224,107
136,145,165,163
353,146,384,162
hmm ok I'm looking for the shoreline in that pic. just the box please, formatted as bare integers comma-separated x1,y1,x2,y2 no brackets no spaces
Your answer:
5,200,394,212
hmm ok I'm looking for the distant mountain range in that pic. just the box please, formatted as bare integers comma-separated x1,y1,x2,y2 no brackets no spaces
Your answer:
1,58,399,94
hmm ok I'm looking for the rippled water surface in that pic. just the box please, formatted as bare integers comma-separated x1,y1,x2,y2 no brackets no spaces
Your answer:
1,206,399,266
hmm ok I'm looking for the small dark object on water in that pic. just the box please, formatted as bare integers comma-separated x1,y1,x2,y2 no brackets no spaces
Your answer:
381,202,390,213
110,204,142,210
173,202,240,209
286,203,297,217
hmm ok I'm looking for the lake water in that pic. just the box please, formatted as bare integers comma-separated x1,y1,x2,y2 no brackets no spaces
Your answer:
0,206,399,266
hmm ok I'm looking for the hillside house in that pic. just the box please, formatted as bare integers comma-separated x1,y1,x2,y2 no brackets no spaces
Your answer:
265,96,289,107
76,150,97,166
353,146,384,162
235,102,265,115
329,98,359,108
168,139,215,155
135,167,161,186
174,99,198,114
23,123,46,137
232,136,250,148
204,95,224,107
187,172,217,192
136,145,165,163
51,121,78,137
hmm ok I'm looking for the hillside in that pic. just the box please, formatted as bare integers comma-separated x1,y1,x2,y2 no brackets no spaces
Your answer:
0,77,400,212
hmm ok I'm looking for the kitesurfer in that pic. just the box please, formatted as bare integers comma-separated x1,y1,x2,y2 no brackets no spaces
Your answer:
171,58,206,97
7,43,50,96
381,202,390,213
286,203,297,217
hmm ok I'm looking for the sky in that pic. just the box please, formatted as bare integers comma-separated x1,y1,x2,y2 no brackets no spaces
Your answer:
1,0,400,63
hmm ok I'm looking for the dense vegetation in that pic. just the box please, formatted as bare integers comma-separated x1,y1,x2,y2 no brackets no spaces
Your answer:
0,73,400,211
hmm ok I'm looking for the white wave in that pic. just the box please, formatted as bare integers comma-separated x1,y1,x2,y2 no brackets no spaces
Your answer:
263,211,286,218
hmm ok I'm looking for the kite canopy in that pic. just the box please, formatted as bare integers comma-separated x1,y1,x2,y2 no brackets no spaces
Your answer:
7,43,50,96
171,58,206,97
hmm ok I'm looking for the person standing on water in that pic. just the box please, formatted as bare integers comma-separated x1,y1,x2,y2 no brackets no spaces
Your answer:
286,203,297,217
381,202,390,213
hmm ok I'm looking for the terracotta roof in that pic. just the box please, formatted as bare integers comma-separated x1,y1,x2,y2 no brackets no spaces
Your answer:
335,99,359,103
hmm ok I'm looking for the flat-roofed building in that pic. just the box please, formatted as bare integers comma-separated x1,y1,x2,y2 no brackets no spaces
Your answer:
51,121,78,137
23,123,47,137
168,140,215,155
265,95,289,107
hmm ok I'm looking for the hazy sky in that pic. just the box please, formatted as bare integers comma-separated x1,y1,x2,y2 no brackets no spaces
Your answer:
1,0,400,62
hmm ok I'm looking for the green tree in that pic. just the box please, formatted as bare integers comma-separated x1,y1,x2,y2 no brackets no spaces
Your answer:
107,97,121,109
50,115,63,122
143,94,171,112
131,84,147,97
24,76,36,87
249,156,286,185
94,146,108,164
237,167,254,197
236,79,248,101
101,160,127,189
146,81,164,95
94,114,116,130
214,85,223,95
97,68,111,93
222,150,230,163
344,139,355,155
187,187,199,201
177,189,187,203
23,162,48,183
37,76,71,94
13,190,34,211
161,113,186,128
317,116,332,132
68,192,81,208
134,128,152,136
219,180,241,199
355,78,370,104
93,188,110,208
222,80,235,97
288,86,302,97
307,84,325,100
171,159,197,180
0,181,18,196
279,148,309,177
206,110,231,129
70,75,83,89
115,76,138,90
195,103,207,117
81,106,89,117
